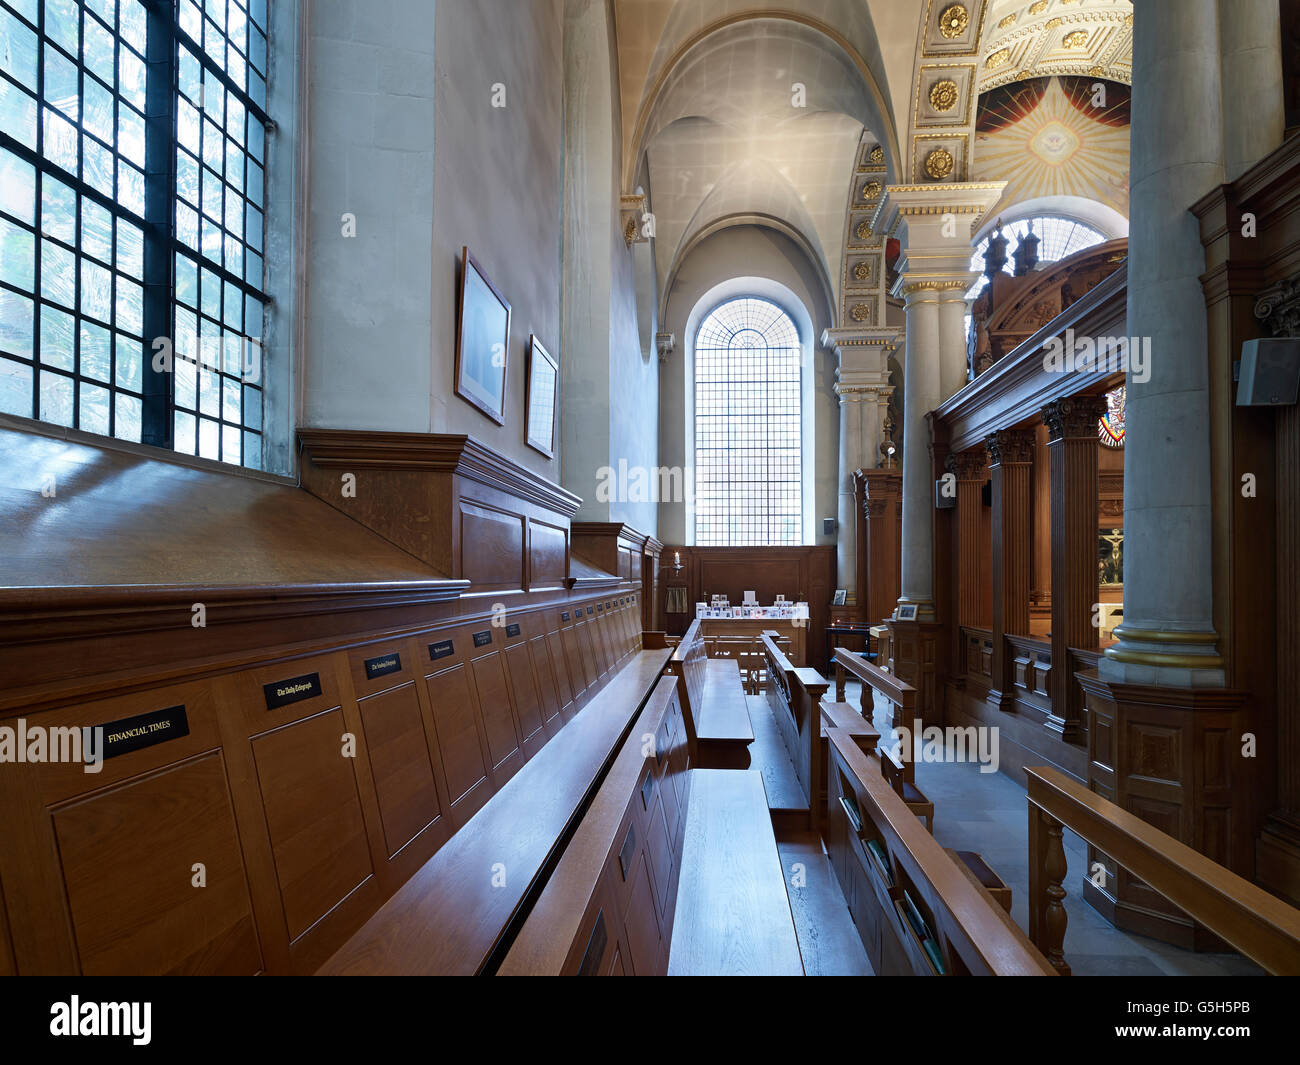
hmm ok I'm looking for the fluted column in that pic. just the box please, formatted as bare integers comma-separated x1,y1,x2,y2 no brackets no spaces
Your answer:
1044,396,1107,743
953,450,989,629
1104,0,1226,686
987,428,1035,712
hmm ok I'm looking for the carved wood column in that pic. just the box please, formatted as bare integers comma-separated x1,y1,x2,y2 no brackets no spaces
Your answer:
1043,397,1107,743
861,470,902,626
1030,424,1052,626
987,428,1035,712
953,450,989,629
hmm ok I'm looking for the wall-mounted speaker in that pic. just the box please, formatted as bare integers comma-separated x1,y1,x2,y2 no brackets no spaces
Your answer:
1238,338,1300,406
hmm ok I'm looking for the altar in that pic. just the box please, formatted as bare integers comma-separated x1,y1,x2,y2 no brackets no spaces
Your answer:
696,598,810,666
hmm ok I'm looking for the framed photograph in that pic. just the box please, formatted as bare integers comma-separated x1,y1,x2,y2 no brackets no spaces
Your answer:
455,247,511,425
896,604,918,622
832,589,848,607
525,334,559,458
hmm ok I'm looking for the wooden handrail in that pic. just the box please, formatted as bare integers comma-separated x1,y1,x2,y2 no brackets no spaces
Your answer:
1026,765,1300,975
670,618,701,664
832,646,916,729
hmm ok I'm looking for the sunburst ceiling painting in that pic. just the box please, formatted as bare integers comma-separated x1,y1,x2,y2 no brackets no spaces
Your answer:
973,76,1130,216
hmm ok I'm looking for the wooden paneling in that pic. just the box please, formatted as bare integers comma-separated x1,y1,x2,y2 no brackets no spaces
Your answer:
52,752,261,975
250,707,375,946
503,640,547,754
356,683,444,860
422,660,490,816
459,502,526,591
528,520,570,590
659,546,837,671
465,642,522,775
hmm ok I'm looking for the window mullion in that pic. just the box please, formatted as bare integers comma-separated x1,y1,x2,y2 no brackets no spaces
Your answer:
140,3,177,448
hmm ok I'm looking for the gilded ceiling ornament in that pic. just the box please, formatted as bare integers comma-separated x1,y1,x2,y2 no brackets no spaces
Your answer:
870,145,884,164
856,219,874,240
1045,17,1062,29
1029,0,1049,14
624,215,639,245
938,4,969,38
1124,12,1134,26
924,147,955,180
986,48,1012,70
851,304,871,323
998,13,1017,29
1063,30,1089,48
929,79,959,112
853,261,872,282
861,180,882,201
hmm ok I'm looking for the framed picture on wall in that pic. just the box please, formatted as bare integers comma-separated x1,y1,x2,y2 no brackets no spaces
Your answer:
455,246,511,425
832,589,848,607
896,604,918,622
525,334,559,459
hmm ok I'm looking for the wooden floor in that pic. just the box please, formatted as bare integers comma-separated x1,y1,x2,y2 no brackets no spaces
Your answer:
776,833,873,976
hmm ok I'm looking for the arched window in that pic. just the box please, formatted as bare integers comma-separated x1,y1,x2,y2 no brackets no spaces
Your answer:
694,297,802,546
967,215,1108,300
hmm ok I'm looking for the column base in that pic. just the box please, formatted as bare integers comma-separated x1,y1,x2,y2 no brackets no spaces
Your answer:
1101,624,1226,688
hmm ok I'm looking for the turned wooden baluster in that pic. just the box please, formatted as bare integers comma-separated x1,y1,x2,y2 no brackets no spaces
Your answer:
1028,804,1072,975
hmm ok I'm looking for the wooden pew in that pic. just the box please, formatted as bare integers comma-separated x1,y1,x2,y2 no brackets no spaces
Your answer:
666,619,755,769
320,647,672,975
498,675,691,975
667,769,804,976
761,632,827,832
880,743,935,832
832,645,916,730
825,729,1055,976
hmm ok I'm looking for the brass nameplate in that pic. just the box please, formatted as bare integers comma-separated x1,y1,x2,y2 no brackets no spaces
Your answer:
473,630,493,648
429,640,455,661
264,673,323,710
506,623,522,638
363,653,402,681
86,706,189,761
561,612,571,622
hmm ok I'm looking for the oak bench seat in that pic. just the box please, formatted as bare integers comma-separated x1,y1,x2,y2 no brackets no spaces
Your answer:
320,647,672,976
668,620,755,769
667,769,804,976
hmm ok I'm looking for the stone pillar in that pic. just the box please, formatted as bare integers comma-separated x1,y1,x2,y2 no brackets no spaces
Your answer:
897,285,943,620
953,449,988,629
826,328,899,613
876,183,1004,622
937,289,972,400
987,428,1035,712
1103,0,1226,686
860,469,903,627
1043,396,1107,743
1218,0,1284,182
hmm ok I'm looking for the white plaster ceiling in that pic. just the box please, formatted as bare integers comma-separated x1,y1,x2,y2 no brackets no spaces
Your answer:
639,19,873,304
980,0,1133,89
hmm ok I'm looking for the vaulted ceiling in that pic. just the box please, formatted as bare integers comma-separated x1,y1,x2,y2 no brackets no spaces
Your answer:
610,0,1133,326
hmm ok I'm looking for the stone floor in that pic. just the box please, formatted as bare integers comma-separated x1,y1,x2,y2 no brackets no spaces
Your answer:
843,680,1263,977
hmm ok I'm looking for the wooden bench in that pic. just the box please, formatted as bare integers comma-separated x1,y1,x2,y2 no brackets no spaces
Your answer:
824,730,1054,976
666,769,804,976
880,743,935,833
761,633,827,832
320,647,673,975
498,675,691,975
667,619,755,769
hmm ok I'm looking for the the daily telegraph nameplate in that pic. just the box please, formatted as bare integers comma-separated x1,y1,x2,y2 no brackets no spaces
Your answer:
363,652,403,680
263,673,323,711
85,706,190,761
